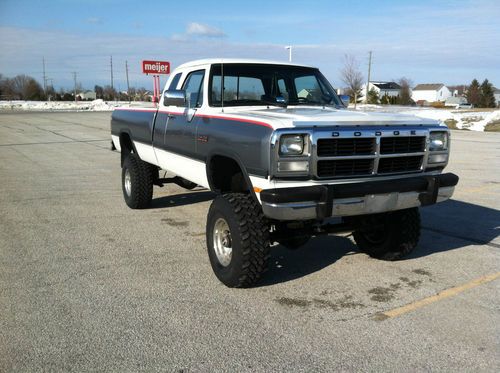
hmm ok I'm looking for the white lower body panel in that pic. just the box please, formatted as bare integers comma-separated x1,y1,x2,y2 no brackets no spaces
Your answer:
111,135,121,151
133,141,159,165
153,147,210,189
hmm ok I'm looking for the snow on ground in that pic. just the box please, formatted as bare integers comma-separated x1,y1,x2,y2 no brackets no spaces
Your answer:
351,104,500,131
0,100,154,112
2,100,499,131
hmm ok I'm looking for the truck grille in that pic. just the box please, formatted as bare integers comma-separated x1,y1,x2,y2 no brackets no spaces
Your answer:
378,156,423,174
317,138,375,156
312,133,428,179
380,136,426,154
317,159,373,177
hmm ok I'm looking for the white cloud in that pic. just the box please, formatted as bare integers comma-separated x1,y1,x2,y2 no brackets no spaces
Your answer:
186,22,226,38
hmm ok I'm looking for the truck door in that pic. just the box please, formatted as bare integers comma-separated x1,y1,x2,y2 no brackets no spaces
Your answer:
163,69,205,160
152,72,181,154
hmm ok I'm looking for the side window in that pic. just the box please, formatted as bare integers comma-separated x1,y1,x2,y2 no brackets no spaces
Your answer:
182,70,205,107
168,73,182,90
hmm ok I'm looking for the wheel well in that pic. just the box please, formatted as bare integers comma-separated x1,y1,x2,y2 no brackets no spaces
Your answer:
209,155,249,194
119,133,134,167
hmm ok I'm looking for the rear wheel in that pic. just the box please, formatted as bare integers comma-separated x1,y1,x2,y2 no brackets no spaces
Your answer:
121,153,154,209
353,207,420,260
206,193,270,287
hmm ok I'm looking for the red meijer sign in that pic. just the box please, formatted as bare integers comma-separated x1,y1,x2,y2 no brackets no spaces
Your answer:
142,60,170,74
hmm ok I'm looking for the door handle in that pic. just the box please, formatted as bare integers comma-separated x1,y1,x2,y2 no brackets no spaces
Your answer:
167,114,176,119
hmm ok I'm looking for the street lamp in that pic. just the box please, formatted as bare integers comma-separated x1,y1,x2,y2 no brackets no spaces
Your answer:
285,46,292,62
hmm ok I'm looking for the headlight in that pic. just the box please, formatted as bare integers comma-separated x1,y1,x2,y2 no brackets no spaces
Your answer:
279,135,304,156
429,131,448,151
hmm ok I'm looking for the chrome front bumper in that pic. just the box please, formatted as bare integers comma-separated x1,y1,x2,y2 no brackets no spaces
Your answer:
260,173,459,221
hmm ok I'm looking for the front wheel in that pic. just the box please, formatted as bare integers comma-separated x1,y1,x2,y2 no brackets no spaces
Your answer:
206,194,270,288
352,207,420,260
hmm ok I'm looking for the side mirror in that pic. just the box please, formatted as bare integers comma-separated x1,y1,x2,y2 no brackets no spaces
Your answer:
163,89,186,107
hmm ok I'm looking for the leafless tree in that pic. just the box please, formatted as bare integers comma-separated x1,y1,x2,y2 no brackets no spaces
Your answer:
1,74,44,100
398,77,413,105
103,85,117,101
340,54,364,108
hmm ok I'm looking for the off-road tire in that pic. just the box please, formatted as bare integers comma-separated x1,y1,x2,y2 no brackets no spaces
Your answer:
353,207,420,260
206,193,270,288
122,153,154,209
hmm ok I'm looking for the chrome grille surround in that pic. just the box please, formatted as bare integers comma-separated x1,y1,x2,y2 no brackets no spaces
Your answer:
270,125,450,180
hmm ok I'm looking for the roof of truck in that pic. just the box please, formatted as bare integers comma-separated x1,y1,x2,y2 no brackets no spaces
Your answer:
175,58,314,69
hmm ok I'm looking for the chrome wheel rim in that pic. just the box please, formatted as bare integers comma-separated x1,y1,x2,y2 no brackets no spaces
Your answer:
213,218,232,267
124,169,132,196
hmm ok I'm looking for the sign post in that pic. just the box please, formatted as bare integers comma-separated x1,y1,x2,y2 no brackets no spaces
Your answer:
142,60,170,106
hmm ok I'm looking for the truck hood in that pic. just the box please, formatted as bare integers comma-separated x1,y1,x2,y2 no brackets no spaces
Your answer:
221,106,438,129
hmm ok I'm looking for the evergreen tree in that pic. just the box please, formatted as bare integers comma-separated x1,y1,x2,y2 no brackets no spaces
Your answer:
380,94,390,105
367,88,379,104
390,95,400,105
466,79,481,106
479,79,496,108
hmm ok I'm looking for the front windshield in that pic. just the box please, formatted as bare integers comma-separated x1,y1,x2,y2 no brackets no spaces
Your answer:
209,63,342,107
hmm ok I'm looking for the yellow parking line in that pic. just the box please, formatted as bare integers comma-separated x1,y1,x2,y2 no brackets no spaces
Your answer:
378,272,500,319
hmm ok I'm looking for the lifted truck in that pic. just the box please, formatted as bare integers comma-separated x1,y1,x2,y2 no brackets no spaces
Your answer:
111,59,459,287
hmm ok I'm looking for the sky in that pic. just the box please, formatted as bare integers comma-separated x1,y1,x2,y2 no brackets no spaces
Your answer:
1,0,499,91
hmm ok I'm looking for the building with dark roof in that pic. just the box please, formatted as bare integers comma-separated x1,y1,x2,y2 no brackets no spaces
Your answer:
362,81,401,99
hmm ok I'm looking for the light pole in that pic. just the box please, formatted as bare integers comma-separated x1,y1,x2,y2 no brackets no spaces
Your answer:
285,46,292,62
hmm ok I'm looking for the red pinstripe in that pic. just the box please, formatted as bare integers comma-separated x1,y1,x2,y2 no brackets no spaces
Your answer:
114,108,273,129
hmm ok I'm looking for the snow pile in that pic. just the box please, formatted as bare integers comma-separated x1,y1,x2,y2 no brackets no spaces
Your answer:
351,104,500,131
462,110,500,131
0,99,131,111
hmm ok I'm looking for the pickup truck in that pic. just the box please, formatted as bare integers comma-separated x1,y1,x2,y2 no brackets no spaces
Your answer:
111,58,459,287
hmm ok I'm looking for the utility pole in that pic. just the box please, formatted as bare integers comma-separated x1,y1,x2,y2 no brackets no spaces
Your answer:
72,72,77,103
125,60,130,103
110,56,114,101
365,51,372,103
42,57,47,96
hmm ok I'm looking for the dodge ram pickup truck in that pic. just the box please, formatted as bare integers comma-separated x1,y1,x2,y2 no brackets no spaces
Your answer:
111,59,459,287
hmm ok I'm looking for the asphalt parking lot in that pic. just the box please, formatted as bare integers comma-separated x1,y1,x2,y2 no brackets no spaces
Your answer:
0,111,499,372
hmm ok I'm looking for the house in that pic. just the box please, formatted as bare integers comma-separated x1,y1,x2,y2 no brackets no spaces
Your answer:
77,90,97,100
411,84,451,103
362,81,401,99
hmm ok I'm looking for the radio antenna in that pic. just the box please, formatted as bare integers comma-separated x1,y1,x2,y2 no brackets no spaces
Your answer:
221,59,224,113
